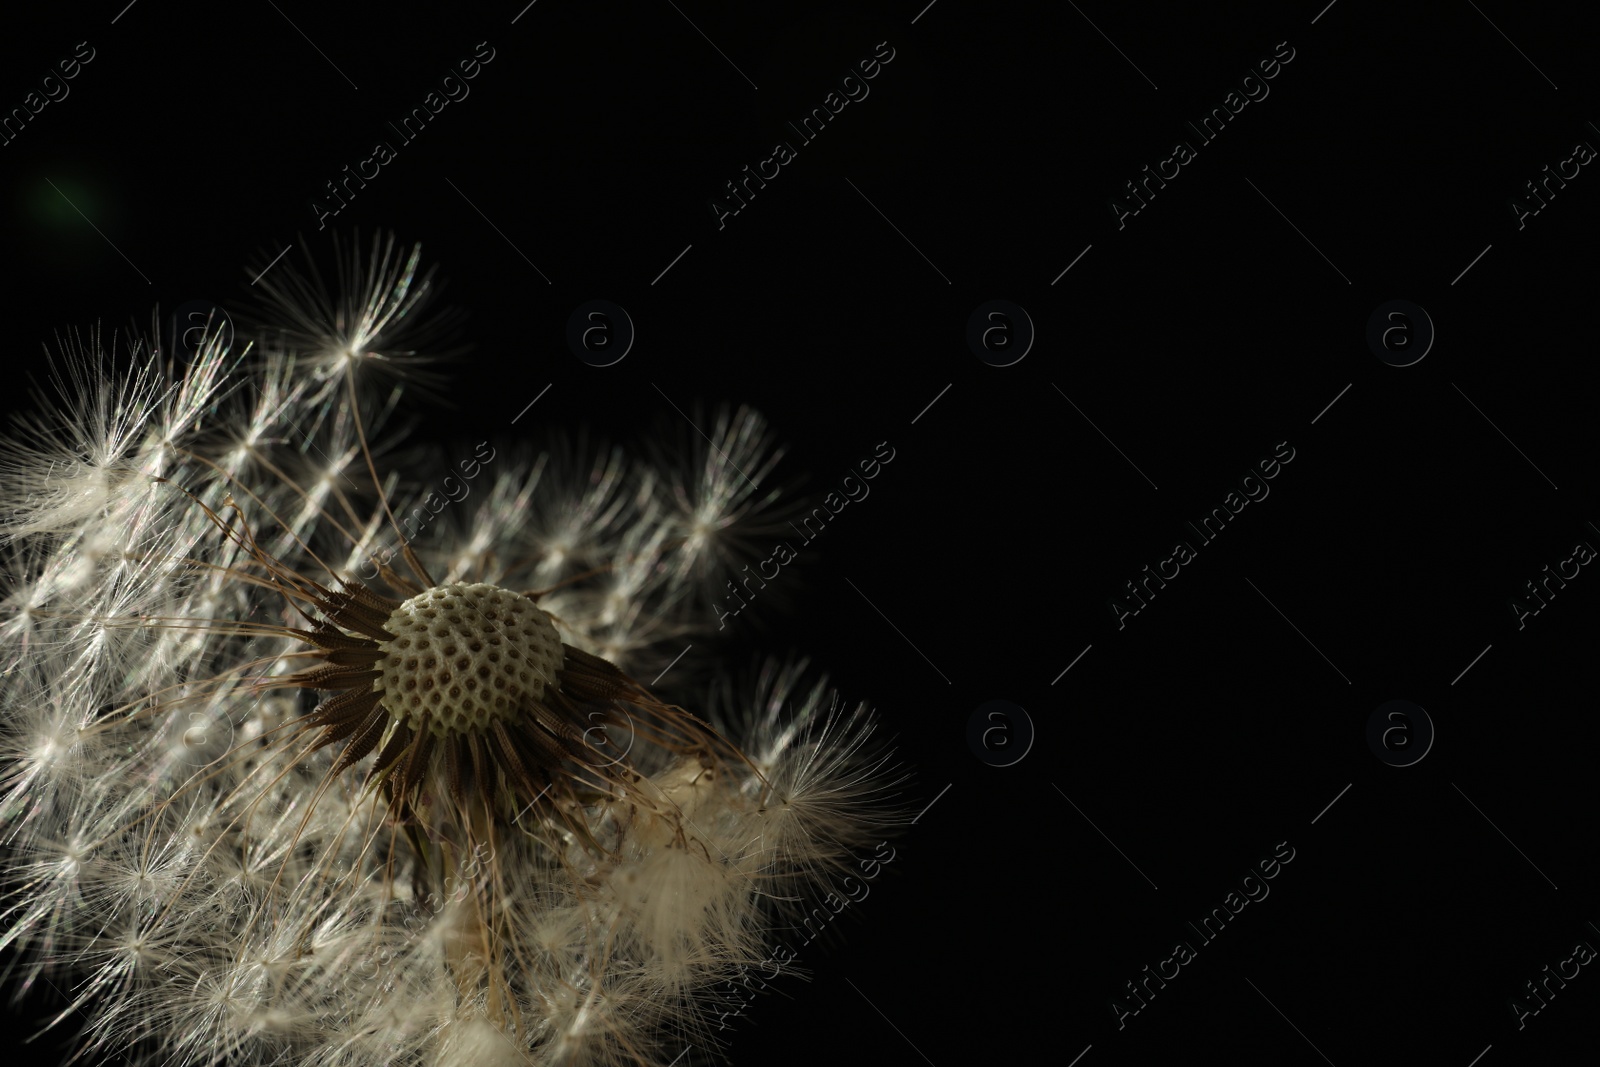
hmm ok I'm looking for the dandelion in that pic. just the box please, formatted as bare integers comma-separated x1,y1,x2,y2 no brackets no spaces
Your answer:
0,234,909,1067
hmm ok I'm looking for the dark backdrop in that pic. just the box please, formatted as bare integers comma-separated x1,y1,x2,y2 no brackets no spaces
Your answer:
3,2,1599,1065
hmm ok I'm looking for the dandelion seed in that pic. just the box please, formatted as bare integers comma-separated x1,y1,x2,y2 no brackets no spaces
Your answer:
1,233,909,1067
245,229,463,405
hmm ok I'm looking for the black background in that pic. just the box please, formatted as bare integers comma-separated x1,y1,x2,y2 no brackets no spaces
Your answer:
4,1,1600,1065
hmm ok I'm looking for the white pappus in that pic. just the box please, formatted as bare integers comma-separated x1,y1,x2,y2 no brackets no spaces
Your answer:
0,232,909,1067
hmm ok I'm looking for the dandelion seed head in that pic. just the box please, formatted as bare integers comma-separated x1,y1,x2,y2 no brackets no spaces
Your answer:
1,234,909,1067
373,582,564,736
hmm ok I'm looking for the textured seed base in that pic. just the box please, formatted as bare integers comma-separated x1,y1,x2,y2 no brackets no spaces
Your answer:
373,582,563,736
